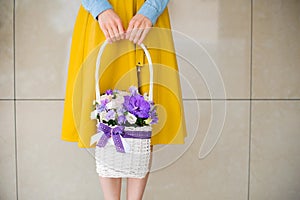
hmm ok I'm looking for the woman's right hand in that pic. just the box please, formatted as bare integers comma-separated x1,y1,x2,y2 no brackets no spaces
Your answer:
97,9,125,43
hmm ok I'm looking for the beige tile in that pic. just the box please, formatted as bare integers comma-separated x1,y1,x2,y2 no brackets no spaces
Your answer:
0,0,14,99
250,101,300,200
252,0,300,98
0,101,17,200
15,0,81,99
169,0,251,99
16,101,102,199
144,100,250,200
174,40,214,99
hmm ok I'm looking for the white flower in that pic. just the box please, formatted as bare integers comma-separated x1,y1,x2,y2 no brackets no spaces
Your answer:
115,95,124,104
99,111,107,121
117,91,129,97
90,110,98,120
100,94,112,101
105,101,114,109
106,95,124,109
144,118,151,125
126,112,137,124
116,107,125,116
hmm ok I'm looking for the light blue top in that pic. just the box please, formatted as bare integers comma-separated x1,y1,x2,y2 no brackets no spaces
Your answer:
81,0,169,25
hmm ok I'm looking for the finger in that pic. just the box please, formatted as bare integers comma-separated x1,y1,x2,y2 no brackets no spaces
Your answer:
107,27,117,42
137,27,151,45
126,22,134,40
133,27,143,44
112,25,120,41
102,28,110,41
118,24,125,40
99,22,109,40
128,25,139,42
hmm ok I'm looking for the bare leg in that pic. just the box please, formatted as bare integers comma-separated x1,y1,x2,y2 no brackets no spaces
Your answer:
126,145,152,200
99,176,122,200
126,173,150,200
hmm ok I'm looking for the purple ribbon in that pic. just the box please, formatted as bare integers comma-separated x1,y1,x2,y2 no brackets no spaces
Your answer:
96,123,151,153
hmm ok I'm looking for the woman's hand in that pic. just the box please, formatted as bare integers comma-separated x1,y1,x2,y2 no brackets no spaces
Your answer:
126,14,152,45
97,9,125,43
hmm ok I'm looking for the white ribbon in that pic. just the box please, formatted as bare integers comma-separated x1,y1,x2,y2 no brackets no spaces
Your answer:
90,131,103,146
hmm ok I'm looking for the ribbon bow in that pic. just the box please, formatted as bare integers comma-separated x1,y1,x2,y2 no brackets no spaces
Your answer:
96,123,127,153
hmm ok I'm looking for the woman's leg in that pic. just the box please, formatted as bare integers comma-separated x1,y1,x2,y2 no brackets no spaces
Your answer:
126,173,150,200
99,177,122,200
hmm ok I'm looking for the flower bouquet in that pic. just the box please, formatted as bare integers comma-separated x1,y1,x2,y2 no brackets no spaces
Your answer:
90,86,158,153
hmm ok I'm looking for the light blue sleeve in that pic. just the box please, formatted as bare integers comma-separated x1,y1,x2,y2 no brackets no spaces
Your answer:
81,0,169,25
137,0,170,25
81,0,113,20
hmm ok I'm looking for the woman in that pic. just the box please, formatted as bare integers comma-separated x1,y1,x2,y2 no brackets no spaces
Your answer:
61,0,187,199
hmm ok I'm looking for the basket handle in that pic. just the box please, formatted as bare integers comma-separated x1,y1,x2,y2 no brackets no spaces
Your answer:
95,40,154,102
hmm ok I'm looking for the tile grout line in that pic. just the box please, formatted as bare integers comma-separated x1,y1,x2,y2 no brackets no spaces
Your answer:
13,0,19,199
1,98,300,101
248,0,254,200
183,98,300,101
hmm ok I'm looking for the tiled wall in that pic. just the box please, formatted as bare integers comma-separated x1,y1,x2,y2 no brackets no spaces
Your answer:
0,0,299,199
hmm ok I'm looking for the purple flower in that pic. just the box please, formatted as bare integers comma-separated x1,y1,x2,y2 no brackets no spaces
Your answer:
150,115,158,124
106,110,116,121
129,86,138,95
123,95,150,118
149,109,158,124
97,99,109,112
105,89,113,95
117,115,126,125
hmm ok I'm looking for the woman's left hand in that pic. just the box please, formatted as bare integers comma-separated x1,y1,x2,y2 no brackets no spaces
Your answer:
126,14,152,45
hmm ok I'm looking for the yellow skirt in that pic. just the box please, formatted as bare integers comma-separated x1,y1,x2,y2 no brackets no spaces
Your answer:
61,0,187,148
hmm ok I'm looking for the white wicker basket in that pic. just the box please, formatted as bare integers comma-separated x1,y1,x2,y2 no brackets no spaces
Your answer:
91,40,154,178
95,126,152,178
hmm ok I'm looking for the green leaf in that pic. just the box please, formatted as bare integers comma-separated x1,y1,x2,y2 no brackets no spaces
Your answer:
135,118,146,127
107,119,117,126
